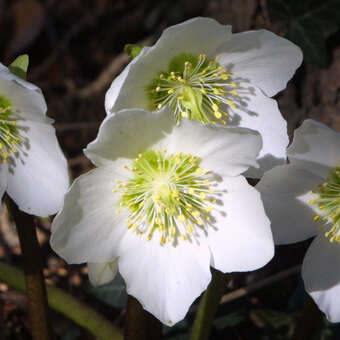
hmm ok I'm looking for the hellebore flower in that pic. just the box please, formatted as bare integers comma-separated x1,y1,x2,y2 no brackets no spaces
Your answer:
51,107,274,325
0,62,69,216
105,17,303,177
257,120,340,322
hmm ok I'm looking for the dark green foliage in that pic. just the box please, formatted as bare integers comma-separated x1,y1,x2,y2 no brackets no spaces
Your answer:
212,311,245,330
267,0,340,67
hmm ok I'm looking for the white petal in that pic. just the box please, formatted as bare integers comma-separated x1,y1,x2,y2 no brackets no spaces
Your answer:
216,30,302,97
309,285,340,323
149,17,232,62
0,67,48,123
105,61,136,115
0,164,8,212
302,233,340,322
118,232,211,325
157,120,261,177
85,108,174,166
88,260,118,287
288,120,340,178
207,176,273,272
224,83,289,178
256,165,322,244
7,120,69,216
105,18,232,114
302,232,340,292
86,107,261,177
50,162,129,264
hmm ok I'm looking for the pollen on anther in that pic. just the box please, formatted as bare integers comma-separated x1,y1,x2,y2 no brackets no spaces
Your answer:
115,150,220,245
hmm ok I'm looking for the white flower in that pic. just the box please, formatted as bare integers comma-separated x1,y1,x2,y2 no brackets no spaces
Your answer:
105,17,303,178
256,119,340,322
0,62,69,216
50,107,274,325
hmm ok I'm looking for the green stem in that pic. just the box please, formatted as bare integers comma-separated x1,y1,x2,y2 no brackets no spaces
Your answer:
0,261,123,340
124,295,162,340
190,269,232,340
12,205,54,340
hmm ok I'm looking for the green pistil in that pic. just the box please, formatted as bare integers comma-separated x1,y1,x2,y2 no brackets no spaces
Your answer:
0,94,21,163
146,53,238,124
310,164,340,243
114,150,218,244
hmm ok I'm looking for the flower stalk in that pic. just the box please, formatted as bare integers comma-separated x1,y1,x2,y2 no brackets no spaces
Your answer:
292,296,323,340
10,200,54,340
190,270,232,340
124,295,162,340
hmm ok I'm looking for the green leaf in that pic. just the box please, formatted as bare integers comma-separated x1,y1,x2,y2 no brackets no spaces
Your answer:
212,311,245,330
297,0,340,38
288,22,330,67
267,0,340,67
8,54,29,80
124,44,143,59
266,0,294,20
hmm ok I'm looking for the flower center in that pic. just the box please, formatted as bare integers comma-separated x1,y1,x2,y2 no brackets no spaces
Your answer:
146,53,238,124
0,94,21,163
310,164,340,243
114,150,219,244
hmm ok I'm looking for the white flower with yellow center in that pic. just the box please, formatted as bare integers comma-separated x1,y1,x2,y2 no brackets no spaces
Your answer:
51,107,274,325
256,120,340,322
0,62,69,216
105,17,303,178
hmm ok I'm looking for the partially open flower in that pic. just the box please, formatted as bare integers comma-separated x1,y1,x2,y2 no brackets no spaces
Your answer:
51,107,274,325
257,120,340,322
0,62,69,216
105,17,303,177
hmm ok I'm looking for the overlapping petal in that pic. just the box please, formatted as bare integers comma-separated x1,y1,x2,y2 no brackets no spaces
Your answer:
288,119,340,178
86,107,261,177
85,108,173,166
103,18,300,177
223,83,288,177
256,165,322,244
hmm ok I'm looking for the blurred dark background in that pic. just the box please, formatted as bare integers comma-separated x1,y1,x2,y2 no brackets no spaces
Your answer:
0,0,340,339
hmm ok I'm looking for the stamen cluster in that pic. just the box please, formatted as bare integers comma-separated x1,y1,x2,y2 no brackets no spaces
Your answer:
147,53,239,124
0,95,21,163
310,165,340,243
114,150,218,244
